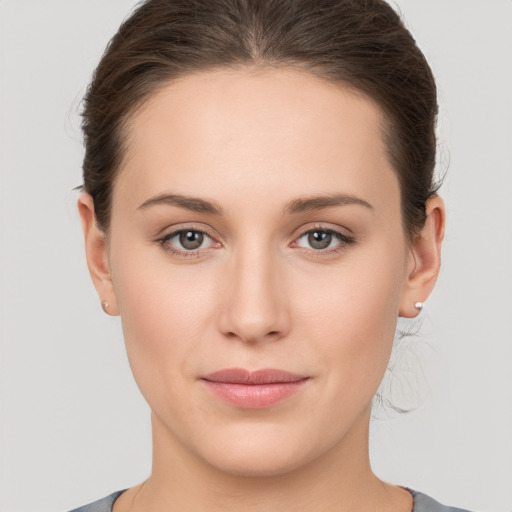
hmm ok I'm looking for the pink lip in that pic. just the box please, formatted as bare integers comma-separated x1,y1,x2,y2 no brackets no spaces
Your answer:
201,368,310,409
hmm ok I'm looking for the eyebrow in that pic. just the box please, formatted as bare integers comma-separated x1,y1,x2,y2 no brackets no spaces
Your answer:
137,193,224,215
284,194,373,214
137,192,373,215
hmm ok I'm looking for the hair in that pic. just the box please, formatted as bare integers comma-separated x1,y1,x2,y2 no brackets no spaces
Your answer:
81,0,439,237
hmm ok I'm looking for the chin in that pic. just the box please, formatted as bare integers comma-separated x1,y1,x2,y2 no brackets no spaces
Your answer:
191,423,327,478
204,448,309,478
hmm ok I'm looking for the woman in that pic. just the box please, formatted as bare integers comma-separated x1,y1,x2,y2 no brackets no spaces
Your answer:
72,0,467,510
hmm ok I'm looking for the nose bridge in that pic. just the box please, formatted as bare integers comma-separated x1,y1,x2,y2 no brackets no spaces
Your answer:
219,239,289,343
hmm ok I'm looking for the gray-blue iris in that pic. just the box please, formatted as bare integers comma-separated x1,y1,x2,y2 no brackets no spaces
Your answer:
309,231,331,249
180,231,204,250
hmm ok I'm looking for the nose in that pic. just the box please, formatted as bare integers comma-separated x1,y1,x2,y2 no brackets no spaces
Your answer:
217,245,291,344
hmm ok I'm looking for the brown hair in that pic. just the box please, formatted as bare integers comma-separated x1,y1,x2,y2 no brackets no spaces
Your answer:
81,0,439,236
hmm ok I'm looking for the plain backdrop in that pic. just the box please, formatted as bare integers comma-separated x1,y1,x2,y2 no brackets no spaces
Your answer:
1,1,511,511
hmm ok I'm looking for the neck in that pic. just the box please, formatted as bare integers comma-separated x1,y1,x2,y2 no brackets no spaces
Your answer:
115,407,412,512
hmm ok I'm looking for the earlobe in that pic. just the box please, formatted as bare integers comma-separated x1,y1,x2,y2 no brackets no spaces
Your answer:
399,195,445,318
77,193,119,316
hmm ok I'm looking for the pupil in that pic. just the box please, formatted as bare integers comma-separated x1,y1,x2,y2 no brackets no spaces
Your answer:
180,231,203,250
308,231,331,250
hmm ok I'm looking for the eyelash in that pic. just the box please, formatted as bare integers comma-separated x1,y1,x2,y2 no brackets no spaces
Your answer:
156,225,356,259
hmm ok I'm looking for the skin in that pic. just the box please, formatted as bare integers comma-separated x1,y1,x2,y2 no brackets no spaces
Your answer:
79,67,445,512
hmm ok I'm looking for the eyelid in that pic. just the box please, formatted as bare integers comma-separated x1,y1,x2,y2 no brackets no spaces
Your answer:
155,221,216,239
292,222,353,240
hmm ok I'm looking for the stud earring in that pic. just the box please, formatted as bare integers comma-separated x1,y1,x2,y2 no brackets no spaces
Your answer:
414,301,424,311
101,300,110,312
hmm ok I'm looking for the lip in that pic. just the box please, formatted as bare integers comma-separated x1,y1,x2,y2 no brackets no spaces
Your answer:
201,368,310,409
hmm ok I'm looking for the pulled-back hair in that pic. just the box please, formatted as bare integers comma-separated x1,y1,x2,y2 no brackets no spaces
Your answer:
81,0,439,237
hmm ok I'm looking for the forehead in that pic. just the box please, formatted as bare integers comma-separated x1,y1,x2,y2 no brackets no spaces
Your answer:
114,67,399,214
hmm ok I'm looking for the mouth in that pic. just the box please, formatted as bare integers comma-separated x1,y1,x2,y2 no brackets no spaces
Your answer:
201,368,311,409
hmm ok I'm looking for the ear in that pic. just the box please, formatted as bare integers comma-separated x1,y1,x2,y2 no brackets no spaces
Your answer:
399,195,446,318
78,193,119,316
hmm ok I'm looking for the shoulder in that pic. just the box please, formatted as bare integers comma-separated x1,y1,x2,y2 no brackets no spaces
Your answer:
68,491,125,512
68,488,475,512
411,490,474,512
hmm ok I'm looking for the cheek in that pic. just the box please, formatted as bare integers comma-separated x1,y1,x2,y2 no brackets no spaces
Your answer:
109,241,220,397
293,240,407,393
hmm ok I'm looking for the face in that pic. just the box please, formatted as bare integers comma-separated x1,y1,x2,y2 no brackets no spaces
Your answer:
87,68,424,476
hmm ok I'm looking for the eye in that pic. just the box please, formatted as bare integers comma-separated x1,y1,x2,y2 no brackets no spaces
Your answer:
294,228,354,252
175,230,207,250
157,228,219,257
304,230,333,250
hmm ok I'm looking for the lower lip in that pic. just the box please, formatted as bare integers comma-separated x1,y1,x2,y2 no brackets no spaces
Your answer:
201,379,309,409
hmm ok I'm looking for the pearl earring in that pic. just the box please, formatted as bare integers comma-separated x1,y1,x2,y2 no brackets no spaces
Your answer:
414,301,424,311
101,300,110,312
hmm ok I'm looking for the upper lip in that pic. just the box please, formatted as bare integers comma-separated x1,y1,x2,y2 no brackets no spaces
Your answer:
202,368,309,385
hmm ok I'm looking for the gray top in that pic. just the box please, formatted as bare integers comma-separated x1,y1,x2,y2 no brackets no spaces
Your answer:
68,489,473,512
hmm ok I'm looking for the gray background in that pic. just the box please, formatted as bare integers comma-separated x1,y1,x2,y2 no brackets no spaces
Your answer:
1,1,511,511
